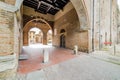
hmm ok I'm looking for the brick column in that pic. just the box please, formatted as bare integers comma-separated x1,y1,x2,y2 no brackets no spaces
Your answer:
43,32,47,45
0,8,14,56
23,31,28,46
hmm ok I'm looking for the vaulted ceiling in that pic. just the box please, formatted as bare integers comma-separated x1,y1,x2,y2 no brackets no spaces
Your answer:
23,0,69,15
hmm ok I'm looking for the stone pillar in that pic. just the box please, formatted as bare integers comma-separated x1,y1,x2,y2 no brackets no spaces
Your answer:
94,0,100,50
0,8,14,56
0,2,18,80
23,31,28,46
0,1,24,79
43,32,47,45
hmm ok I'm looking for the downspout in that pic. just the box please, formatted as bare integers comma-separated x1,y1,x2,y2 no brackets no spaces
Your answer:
110,0,112,46
117,8,119,44
92,0,95,51
99,0,101,50
116,5,118,45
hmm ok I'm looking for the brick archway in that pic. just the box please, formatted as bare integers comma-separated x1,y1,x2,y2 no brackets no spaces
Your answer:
70,0,90,30
23,19,51,46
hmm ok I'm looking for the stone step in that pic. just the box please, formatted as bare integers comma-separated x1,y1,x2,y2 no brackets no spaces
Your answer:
0,54,15,62
0,54,17,80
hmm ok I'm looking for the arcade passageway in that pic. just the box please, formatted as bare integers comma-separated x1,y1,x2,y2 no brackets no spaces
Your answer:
0,0,120,80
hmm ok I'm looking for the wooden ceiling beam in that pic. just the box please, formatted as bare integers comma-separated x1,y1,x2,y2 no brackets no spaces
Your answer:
23,0,69,15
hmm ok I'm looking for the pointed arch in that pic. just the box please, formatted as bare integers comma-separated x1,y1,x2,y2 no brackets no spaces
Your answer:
70,0,90,30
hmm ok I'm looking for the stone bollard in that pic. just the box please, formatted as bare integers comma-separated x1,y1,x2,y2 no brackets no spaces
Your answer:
43,49,49,63
74,45,78,55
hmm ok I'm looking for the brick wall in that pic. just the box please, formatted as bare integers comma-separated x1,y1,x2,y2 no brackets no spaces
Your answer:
53,8,89,52
0,8,14,55
93,0,118,50
0,0,16,5
5,0,16,5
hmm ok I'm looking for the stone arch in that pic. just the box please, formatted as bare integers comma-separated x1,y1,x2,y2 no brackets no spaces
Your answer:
60,29,66,33
23,18,52,45
70,0,90,30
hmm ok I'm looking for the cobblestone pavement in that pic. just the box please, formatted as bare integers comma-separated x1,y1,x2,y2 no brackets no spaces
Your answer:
16,54,120,80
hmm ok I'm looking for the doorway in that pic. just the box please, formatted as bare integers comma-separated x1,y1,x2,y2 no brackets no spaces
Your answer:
60,34,66,48
60,29,66,48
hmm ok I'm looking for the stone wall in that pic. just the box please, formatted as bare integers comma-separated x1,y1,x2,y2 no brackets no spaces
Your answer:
98,0,117,48
14,11,21,56
87,0,118,51
117,8,120,43
83,0,91,23
53,8,89,52
111,0,117,44
0,8,14,56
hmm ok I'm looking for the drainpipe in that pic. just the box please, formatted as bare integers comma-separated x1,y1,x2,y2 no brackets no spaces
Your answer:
99,0,101,50
116,7,118,44
92,0,95,51
110,0,112,46
117,9,119,44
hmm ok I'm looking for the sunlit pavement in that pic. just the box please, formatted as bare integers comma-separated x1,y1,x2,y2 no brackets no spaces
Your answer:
18,44,76,74
28,44,52,48
17,54,120,80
